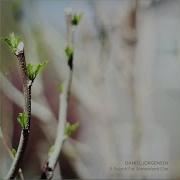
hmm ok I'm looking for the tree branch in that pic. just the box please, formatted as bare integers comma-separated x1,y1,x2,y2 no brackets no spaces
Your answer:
0,127,24,180
0,71,91,179
41,10,78,180
6,42,32,179
0,72,56,125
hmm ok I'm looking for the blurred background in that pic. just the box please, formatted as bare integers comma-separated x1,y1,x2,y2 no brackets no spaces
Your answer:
0,0,180,179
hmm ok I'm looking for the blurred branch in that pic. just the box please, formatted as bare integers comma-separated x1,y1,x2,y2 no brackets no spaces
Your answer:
0,127,24,180
123,1,143,177
41,10,81,179
128,0,143,163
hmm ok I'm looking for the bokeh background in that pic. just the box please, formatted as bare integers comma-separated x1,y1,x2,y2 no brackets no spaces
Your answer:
0,0,180,179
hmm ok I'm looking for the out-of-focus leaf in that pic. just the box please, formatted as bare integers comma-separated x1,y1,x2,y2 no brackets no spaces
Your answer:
57,83,64,93
17,112,28,129
71,13,83,26
65,46,74,61
64,122,79,138
11,148,17,158
48,145,55,156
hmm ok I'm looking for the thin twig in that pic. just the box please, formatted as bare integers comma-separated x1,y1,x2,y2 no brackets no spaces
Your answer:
6,42,32,179
0,71,91,178
41,11,75,180
1,130,24,180
0,72,90,148
0,72,55,125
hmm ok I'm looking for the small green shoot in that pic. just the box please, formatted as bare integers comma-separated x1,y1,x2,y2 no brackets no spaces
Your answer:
2,33,21,54
64,122,79,138
57,83,64,93
17,112,28,129
11,148,17,158
71,13,83,26
48,146,55,156
26,61,47,81
65,46,74,61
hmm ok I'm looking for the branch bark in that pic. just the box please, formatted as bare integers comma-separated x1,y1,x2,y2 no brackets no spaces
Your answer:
41,11,75,180
6,43,32,179
0,72,55,125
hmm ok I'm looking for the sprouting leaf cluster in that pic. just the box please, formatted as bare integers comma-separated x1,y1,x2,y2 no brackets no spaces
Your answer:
57,83,64,93
17,112,28,129
65,46,74,61
11,148,17,158
2,33,21,54
48,145,55,156
71,13,83,26
64,122,79,138
26,61,47,81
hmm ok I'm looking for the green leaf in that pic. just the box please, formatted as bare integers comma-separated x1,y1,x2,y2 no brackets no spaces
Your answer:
17,112,28,129
26,64,34,80
48,145,55,156
34,62,47,79
57,83,64,93
64,122,79,138
11,148,17,158
71,13,83,26
26,61,47,81
65,46,74,61
2,33,21,54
